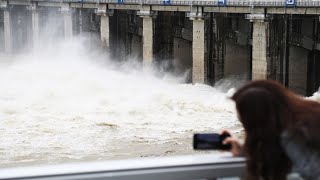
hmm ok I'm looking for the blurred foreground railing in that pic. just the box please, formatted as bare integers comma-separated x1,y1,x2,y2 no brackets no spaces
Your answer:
0,154,245,180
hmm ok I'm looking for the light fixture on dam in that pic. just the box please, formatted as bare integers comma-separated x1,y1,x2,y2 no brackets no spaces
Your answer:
186,12,208,20
0,0,8,9
245,13,273,22
26,3,37,11
95,8,114,16
137,10,157,18
60,3,72,13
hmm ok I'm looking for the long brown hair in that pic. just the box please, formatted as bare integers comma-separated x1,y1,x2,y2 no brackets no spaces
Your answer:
231,80,320,180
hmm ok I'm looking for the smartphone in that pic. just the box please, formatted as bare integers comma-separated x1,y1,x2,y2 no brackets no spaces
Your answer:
193,133,231,150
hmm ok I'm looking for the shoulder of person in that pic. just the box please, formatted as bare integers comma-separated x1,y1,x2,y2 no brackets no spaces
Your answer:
281,131,320,180
287,172,305,180
289,117,320,149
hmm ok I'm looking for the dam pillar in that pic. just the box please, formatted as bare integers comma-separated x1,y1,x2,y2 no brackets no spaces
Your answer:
247,14,269,80
143,16,153,70
61,3,73,39
138,7,155,71
100,13,110,48
2,1,12,53
29,2,40,49
97,4,112,49
189,10,206,84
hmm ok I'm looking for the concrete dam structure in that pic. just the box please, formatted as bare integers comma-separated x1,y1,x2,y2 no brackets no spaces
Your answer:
1,0,320,95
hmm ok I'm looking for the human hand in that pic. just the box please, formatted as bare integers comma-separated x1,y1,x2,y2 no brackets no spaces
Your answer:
221,130,243,157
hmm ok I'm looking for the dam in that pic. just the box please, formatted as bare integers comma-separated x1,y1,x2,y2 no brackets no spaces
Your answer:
1,0,320,95
1,0,320,167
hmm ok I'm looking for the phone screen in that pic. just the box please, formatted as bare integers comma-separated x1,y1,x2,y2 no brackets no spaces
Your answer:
193,133,231,150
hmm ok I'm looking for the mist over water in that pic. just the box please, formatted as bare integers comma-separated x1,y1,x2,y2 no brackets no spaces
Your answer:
3,9,320,168
0,37,244,167
0,11,246,167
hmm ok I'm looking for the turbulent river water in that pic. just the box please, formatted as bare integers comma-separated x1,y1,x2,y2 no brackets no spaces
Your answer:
0,38,263,167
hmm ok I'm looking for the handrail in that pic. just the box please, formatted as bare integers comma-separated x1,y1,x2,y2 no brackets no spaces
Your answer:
6,0,320,7
0,153,246,180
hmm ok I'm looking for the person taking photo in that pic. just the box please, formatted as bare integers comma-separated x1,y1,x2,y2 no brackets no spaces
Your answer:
223,80,320,180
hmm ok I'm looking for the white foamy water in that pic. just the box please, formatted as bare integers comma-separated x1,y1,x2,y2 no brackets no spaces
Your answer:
0,39,242,167
308,90,320,101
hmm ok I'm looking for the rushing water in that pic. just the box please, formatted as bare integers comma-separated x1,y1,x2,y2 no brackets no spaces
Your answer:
0,38,244,168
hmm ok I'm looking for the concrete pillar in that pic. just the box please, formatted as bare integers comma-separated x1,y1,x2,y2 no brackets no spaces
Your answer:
100,15,109,48
247,14,269,79
28,2,40,49
252,21,268,79
61,4,73,39
142,16,153,69
97,4,111,48
138,7,156,70
32,10,40,49
64,12,73,38
192,19,205,83
78,9,83,35
3,9,12,53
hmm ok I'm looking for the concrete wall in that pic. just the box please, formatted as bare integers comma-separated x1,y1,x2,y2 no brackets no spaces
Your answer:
224,40,249,77
11,6,32,53
223,16,250,78
173,37,192,74
40,8,64,43
109,10,129,61
130,34,142,60
238,18,251,35
288,16,313,95
289,46,308,95
154,12,173,62
301,18,313,37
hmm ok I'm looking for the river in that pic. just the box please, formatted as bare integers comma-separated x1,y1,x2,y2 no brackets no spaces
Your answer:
0,38,247,168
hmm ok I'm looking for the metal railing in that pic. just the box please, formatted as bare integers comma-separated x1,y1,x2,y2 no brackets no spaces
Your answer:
6,0,320,7
39,0,320,7
0,154,245,180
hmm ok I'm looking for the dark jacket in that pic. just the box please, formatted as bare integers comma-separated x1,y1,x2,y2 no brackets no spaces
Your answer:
281,132,320,180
